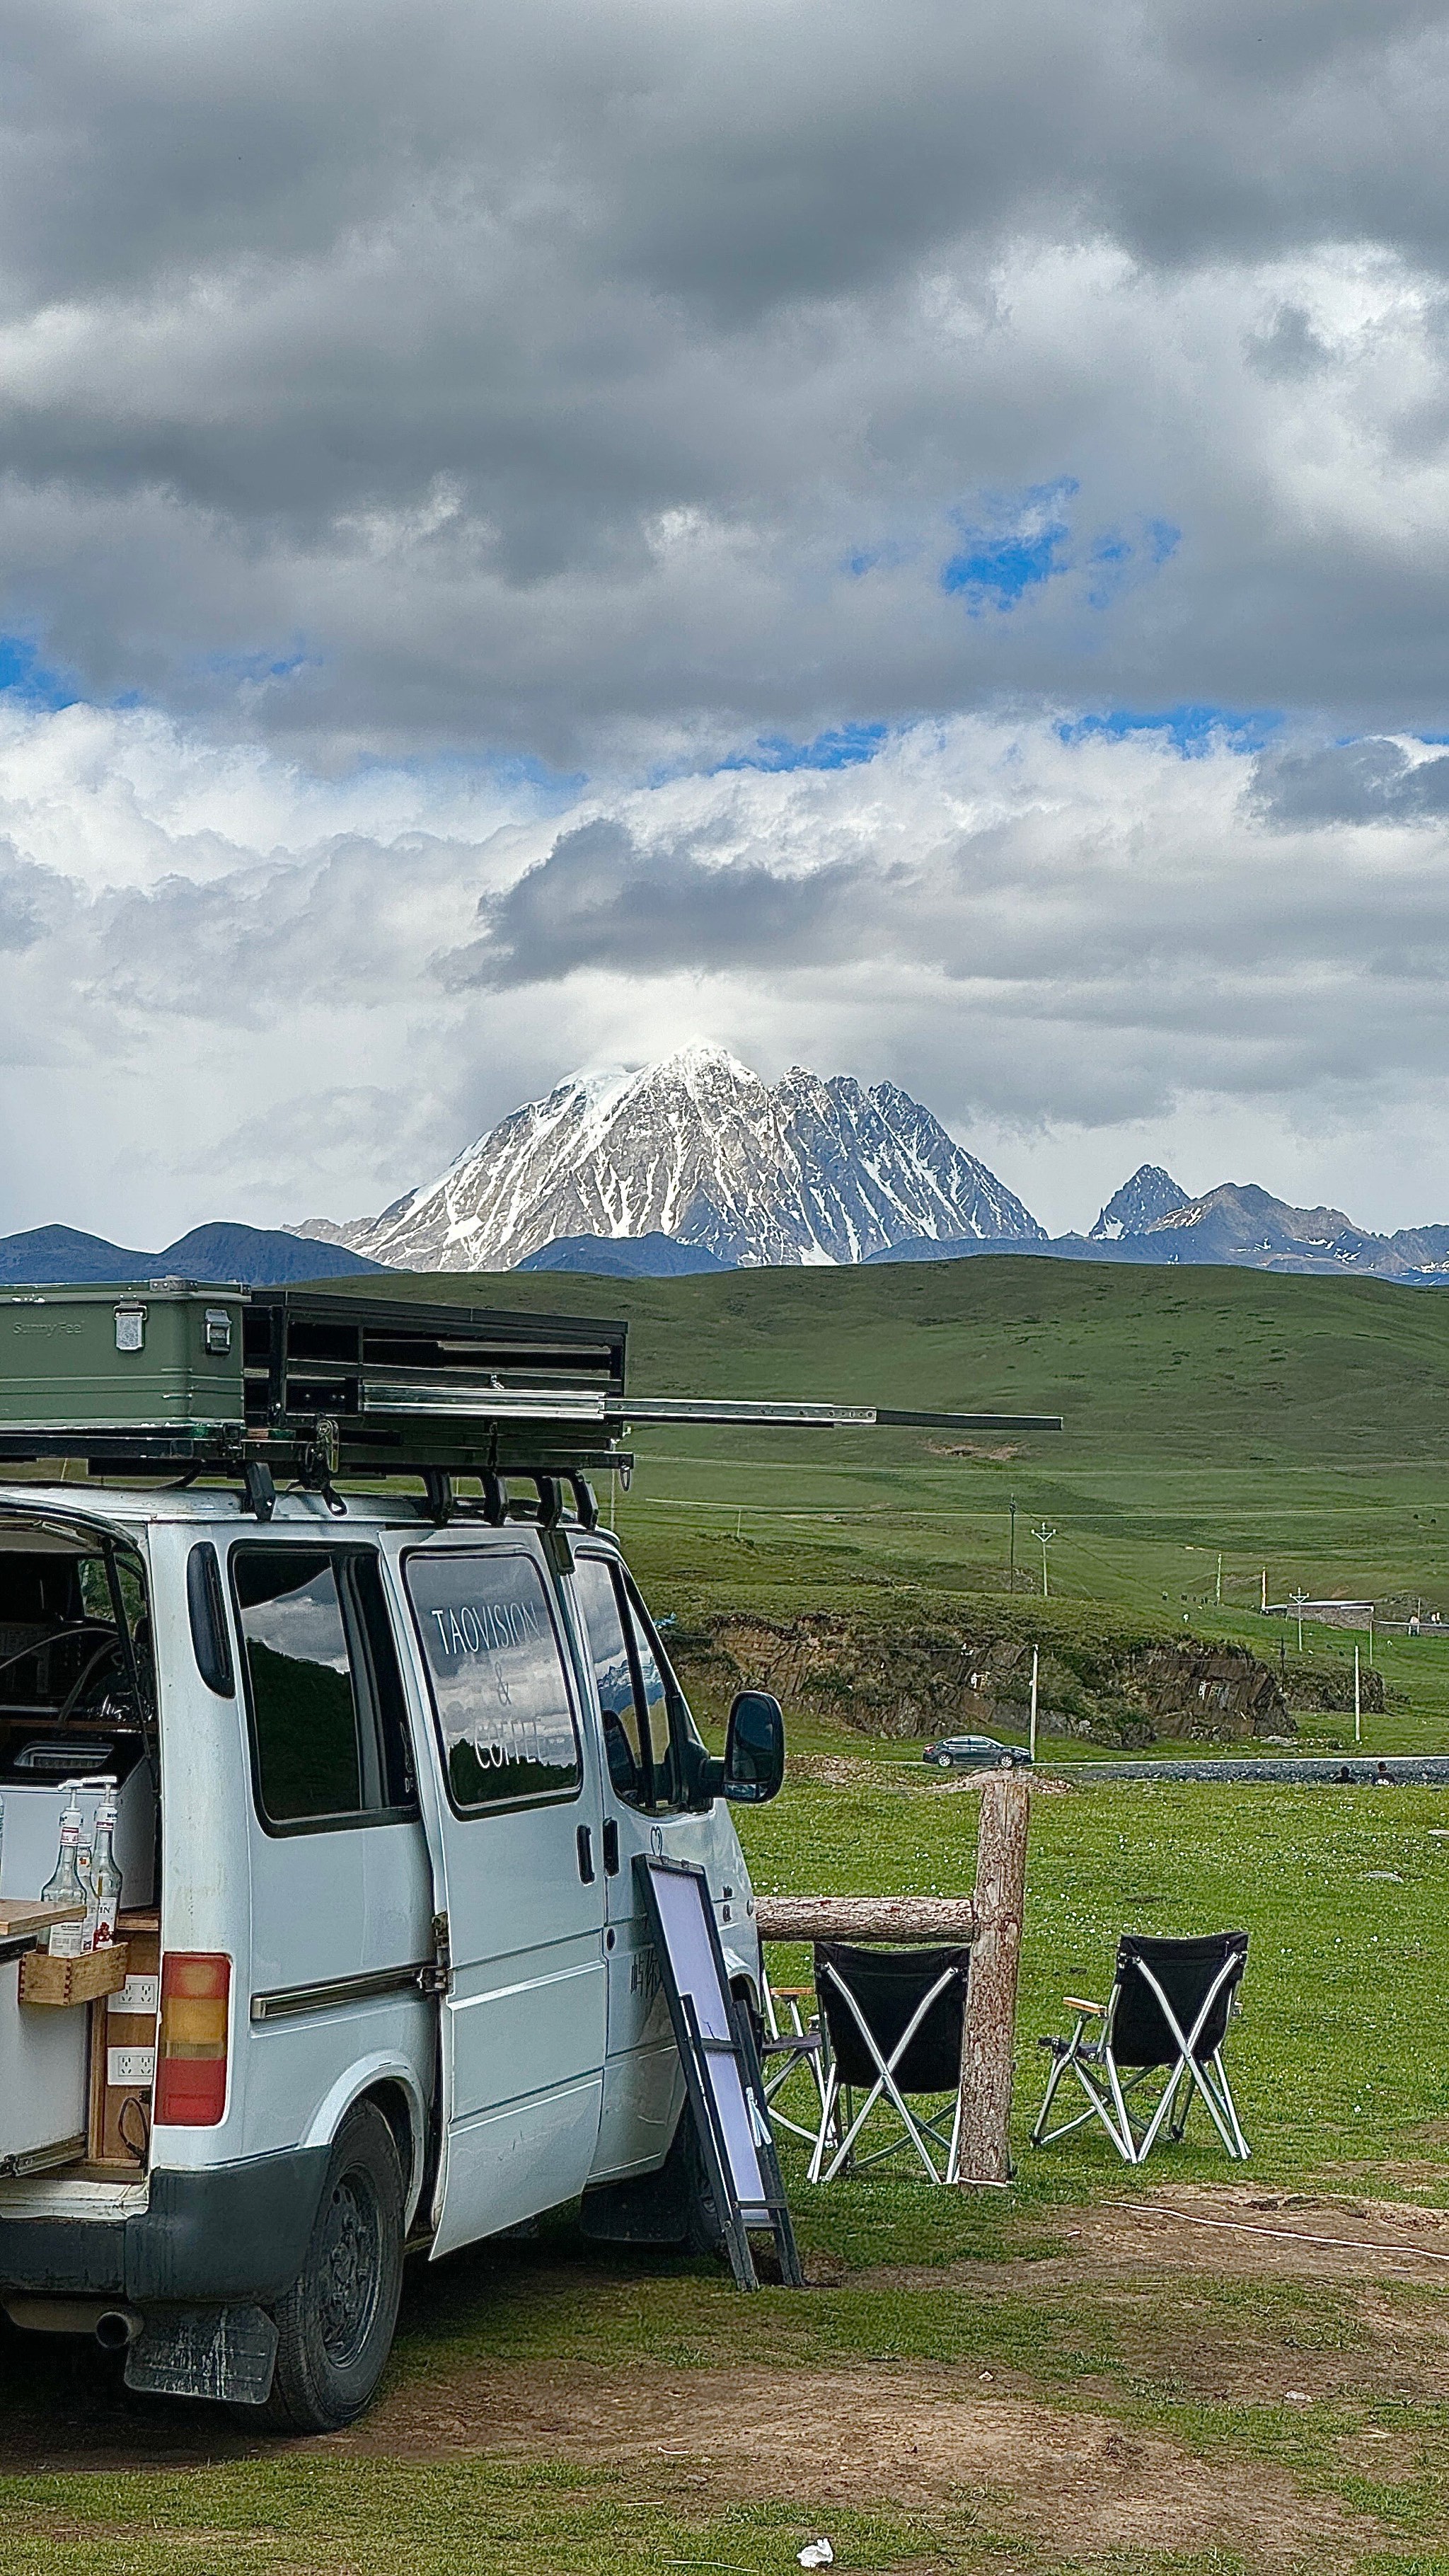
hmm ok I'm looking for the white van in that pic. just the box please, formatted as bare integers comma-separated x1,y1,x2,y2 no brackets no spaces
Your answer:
0,1479,783,2430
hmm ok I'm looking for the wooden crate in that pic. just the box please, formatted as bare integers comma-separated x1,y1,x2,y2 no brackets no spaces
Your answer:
88,1913,160,2170
21,1942,129,2011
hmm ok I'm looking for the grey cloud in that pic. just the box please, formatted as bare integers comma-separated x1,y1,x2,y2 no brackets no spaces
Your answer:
1251,739,1449,825
1245,305,1334,380
0,3,1448,753
439,817,879,989
0,845,52,951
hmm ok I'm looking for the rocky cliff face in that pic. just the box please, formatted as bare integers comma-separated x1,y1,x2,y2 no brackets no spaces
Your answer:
1090,1163,1189,1240
675,1610,1293,1749
304,1044,1044,1271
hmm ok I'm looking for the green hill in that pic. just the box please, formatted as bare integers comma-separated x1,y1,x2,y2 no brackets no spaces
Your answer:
369,1250,1449,1466
363,1255,1449,1747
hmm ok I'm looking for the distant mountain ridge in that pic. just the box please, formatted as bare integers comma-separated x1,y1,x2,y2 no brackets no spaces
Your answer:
876,1168,1449,1284
301,1045,1045,1271
0,1221,388,1288
516,1231,727,1278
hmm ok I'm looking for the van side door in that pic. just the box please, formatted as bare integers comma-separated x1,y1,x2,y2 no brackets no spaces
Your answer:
570,1548,722,2180
398,1539,608,2257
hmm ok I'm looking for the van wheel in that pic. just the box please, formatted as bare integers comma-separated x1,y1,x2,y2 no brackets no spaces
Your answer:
262,2102,404,2432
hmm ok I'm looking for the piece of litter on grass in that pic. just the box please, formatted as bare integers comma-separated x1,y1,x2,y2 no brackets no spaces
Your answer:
1284,2391,1312,2404
798,2543,836,2569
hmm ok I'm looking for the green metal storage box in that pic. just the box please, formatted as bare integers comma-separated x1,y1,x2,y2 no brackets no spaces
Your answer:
0,1283,246,1435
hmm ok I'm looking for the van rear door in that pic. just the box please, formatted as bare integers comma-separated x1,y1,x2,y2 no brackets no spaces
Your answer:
398,1539,608,2257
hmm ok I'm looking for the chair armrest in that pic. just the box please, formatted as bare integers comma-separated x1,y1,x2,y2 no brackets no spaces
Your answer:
1063,1996,1105,2015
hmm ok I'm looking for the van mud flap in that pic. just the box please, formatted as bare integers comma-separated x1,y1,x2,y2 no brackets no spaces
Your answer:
579,2111,723,2257
125,2304,278,2406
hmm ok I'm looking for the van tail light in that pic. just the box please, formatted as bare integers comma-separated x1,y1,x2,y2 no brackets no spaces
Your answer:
155,1953,231,2127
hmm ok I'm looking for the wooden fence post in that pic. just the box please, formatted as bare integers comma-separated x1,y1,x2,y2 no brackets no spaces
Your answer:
957,1771,1030,2184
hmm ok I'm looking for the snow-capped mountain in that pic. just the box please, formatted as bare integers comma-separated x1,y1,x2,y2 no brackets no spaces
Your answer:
300,1045,1044,1272
1090,1163,1189,1241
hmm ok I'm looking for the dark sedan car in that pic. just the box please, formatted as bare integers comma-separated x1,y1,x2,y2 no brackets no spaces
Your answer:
922,1733,1032,1769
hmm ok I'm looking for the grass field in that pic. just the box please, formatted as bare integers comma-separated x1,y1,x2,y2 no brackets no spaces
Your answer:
4,1752,1449,2574
5,1254,1449,2571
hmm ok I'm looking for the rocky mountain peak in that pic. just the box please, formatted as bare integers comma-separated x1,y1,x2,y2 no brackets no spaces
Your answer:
313,1051,1043,1272
1090,1163,1190,1240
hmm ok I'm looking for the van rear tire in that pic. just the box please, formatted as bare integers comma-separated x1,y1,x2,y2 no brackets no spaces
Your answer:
262,2101,404,2433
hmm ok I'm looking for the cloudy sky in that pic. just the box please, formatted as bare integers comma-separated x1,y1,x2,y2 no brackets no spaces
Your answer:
2,0,1448,1243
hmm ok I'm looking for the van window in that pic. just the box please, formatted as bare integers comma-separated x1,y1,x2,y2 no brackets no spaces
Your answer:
572,1553,648,1807
574,1554,699,1815
405,1550,581,1814
233,1548,415,1832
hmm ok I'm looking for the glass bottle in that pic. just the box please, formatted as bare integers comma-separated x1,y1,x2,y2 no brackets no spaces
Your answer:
40,1787,88,1957
88,1792,123,1949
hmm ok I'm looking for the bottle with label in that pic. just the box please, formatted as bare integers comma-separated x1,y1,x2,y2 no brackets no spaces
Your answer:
40,1786,88,1957
88,1790,123,1949
77,1839,98,1952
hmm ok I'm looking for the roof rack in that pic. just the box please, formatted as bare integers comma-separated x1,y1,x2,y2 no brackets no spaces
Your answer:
0,1280,1061,1502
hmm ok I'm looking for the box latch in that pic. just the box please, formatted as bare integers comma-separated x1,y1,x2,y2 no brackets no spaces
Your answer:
113,1302,146,1354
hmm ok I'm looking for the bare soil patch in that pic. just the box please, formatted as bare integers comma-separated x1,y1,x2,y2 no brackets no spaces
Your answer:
336,2356,1379,2564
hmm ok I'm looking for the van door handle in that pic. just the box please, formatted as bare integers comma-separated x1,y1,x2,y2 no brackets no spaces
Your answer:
602,1819,619,1876
576,1824,596,1884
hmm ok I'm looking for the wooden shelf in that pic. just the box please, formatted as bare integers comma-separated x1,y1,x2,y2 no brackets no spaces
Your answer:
0,1898,86,1943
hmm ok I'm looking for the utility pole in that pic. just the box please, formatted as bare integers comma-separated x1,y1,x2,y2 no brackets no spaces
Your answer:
1032,1523,1056,1599
1354,1643,1361,1747
1368,1612,1375,1668
1290,1588,1309,1655
1029,1645,1039,1764
1008,1495,1017,1594
1261,1568,1267,1613
1216,1551,1223,1608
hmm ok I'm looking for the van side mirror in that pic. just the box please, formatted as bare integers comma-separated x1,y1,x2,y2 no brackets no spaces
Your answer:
720,1689,785,1804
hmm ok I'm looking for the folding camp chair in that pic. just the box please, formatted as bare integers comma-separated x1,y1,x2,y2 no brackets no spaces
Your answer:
759,1975,827,2146
807,1943,971,2186
1031,1931,1250,2166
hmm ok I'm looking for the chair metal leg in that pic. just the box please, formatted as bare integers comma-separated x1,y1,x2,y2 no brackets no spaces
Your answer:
1034,2058,1136,2160
1104,2052,1141,2165
945,2082,964,2185
808,2067,841,2185
1032,2049,1071,2145
1213,2050,1252,2158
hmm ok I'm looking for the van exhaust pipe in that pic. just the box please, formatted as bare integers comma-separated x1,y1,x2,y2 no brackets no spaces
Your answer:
94,2307,143,2351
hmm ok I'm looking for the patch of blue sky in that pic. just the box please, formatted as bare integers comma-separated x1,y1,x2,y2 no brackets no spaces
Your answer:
200,644,312,685
843,537,916,578
0,633,79,711
1059,705,1282,755
1084,518,1181,611
940,478,1078,612
717,722,890,776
